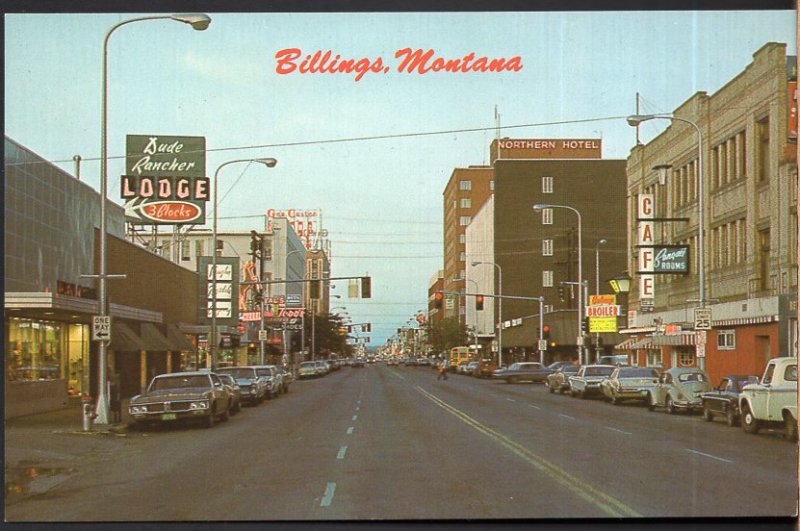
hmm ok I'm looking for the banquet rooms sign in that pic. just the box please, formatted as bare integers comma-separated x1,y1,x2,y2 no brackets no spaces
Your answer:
121,134,208,224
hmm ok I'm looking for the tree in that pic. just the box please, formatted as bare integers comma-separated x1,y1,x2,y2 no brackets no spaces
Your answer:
303,311,354,358
423,317,469,355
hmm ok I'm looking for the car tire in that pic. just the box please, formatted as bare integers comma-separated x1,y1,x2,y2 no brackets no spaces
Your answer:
665,397,675,415
726,408,738,427
204,407,215,429
741,403,760,434
703,406,714,422
580,390,588,399
549,385,555,394
220,406,230,422
647,394,656,411
610,395,619,406
785,413,798,442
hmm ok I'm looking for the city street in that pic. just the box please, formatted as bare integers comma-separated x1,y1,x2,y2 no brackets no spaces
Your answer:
5,363,797,521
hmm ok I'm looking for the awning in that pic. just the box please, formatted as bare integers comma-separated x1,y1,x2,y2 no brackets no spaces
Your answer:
140,323,177,351
109,323,147,352
614,337,640,350
650,332,697,346
166,324,195,351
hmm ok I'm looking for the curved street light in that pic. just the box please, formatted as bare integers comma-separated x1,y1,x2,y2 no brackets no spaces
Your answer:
96,13,211,425
471,261,503,368
211,158,277,371
533,203,585,364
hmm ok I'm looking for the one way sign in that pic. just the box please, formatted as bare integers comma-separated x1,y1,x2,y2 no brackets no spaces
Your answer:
92,316,112,341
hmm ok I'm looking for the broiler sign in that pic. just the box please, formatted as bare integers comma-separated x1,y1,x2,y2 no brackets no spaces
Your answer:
121,135,208,225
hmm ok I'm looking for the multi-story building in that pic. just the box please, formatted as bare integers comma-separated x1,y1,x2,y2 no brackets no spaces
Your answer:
442,166,494,323
624,42,798,382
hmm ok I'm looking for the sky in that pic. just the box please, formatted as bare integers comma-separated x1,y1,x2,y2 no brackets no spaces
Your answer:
4,10,796,345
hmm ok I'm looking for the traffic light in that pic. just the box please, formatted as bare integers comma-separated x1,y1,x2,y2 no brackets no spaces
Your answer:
558,286,566,302
250,230,260,260
434,291,444,309
543,324,554,348
361,276,371,298
309,279,321,300
475,294,485,311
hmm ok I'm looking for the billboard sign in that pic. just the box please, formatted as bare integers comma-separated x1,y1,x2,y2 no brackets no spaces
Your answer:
122,135,208,225
198,256,239,326
266,208,322,250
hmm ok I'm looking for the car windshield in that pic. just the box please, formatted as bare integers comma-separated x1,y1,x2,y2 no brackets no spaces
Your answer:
255,368,272,377
677,372,707,383
619,368,659,378
150,375,209,390
300,362,316,368
562,365,580,373
218,375,235,385
584,366,614,376
218,368,256,379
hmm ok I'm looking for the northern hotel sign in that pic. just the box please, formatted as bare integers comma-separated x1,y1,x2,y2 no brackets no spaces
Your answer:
121,135,208,224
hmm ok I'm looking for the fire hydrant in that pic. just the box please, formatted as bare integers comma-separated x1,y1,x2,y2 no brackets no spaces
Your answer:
81,395,96,432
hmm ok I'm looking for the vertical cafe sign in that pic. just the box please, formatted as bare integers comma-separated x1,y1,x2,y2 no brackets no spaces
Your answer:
637,193,655,309
121,135,208,224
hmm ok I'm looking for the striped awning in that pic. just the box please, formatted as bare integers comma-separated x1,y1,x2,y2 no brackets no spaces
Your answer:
614,337,640,350
714,315,778,327
650,332,697,346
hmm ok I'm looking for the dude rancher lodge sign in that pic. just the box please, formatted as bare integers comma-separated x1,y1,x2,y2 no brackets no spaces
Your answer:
121,134,208,224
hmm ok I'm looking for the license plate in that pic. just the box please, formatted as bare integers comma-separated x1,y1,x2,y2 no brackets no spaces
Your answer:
161,413,177,420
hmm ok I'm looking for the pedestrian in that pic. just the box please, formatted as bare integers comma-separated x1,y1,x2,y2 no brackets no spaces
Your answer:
109,372,121,423
437,362,448,381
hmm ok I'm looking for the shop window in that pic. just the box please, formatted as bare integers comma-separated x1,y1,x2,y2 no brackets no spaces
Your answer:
7,318,65,382
717,329,736,350
678,350,695,367
646,350,662,367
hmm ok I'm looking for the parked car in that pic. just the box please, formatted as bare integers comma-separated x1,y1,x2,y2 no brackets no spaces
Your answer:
251,365,283,398
474,359,498,379
466,361,480,376
216,366,267,405
600,366,661,405
128,371,233,429
701,375,759,426
216,373,242,415
492,362,553,384
647,367,711,414
739,357,798,440
568,365,616,398
598,354,630,366
417,358,431,367
298,361,319,379
457,361,470,374
547,364,580,394
277,366,293,393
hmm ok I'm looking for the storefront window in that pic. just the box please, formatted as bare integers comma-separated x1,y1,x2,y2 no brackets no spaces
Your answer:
6,317,66,382
646,350,662,367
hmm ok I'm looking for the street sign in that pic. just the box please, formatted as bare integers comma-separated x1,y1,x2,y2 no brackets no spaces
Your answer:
538,339,547,351
694,308,712,330
92,316,111,341
258,330,268,341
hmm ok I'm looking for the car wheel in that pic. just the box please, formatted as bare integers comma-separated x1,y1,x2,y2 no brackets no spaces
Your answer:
647,394,656,411
785,413,798,442
741,403,760,434
702,406,714,422
665,396,675,414
570,389,577,397
220,405,230,422
610,395,618,406
580,390,588,399
204,407,216,428
234,400,241,414
725,408,738,427
549,384,555,394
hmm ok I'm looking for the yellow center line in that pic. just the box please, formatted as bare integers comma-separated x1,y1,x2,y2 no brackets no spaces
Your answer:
415,386,641,518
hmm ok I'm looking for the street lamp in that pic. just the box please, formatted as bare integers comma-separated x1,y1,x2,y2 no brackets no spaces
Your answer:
594,238,607,362
533,203,585,364
96,13,211,425
210,158,277,372
471,261,503,368
627,113,706,370
609,273,633,331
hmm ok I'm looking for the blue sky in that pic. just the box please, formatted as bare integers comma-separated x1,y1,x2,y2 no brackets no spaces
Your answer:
4,11,796,344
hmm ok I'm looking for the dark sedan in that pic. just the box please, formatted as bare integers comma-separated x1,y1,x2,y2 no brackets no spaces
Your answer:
492,362,552,384
701,375,760,426
217,373,242,415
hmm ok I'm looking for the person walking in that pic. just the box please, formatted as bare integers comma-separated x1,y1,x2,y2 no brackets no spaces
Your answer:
437,361,448,381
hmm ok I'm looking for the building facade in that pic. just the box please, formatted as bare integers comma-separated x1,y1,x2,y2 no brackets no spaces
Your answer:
624,42,798,383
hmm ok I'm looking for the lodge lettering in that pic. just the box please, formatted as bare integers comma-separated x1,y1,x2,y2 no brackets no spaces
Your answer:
121,176,210,200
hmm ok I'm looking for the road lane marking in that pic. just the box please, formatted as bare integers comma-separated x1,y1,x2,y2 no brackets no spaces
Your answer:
337,446,348,459
347,427,354,435
686,449,733,463
320,482,336,507
506,398,516,402
415,386,640,518
352,415,358,421
559,414,575,420
528,404,541,410
605,427,632,435
356,406,360,411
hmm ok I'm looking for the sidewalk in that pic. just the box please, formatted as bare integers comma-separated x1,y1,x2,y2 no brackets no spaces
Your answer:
6,396,132,433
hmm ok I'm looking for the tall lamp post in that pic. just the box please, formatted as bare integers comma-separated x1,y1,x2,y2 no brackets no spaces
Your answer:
594,238,607,362
452,277,479,355
211,158,277,371
533,204,585,364
471,261,503,368
96,13,211,425
627,113,705,370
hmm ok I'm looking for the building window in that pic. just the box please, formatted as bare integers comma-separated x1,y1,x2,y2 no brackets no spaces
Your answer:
717,330,736,350
459,180,472,191
7,318,66,382
542,176,554,194
542,208,553,225
757,116,770,183
759,229,771,292
646,350,662,368
737,131,746,179
459,216,471,226
460,198,472,209
195,239,204,258
459,252,466,262
544,304,554,313
542,239,554,256
262,239,273,261
678,350,695,367
543,270,553,287
459,234,466,244
181,239,190,261
490,180,495,191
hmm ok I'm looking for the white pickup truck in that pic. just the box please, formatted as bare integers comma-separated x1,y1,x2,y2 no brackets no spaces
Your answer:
738,357,797,441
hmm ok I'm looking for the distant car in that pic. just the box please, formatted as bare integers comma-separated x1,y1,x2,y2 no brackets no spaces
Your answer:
417,358,431,367
598,354,630,366
699,375,759,426
568,365,616,398
128,371,233,429
457,361,470,374
600,366,661,405
647,367,711,414
352,357,365,368
298,361,320,379
315,360,331,376
216,366,267,405
217,373,242,415
386,358,399,366
547,364,580,394
466,361,480,376
493,362,553,384
474,359,497,379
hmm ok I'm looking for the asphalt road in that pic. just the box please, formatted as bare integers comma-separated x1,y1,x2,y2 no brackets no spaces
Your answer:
5,363,798,521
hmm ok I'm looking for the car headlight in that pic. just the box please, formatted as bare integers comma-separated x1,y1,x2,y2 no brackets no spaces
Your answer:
189,400,209,410
130,405,148,413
